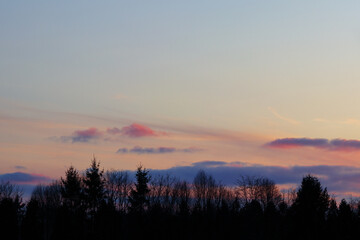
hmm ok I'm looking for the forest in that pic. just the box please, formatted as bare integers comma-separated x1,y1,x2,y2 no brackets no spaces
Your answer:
1,158,359,240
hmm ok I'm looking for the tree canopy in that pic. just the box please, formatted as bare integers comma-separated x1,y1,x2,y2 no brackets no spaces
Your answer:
2,160,360,240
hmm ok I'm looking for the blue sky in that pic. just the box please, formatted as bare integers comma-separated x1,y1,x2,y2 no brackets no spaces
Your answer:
1,1,360,197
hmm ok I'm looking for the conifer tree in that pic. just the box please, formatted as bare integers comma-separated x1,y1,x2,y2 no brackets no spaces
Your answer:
129,164,150,213
292,175,330,239
83,157,105,214
61,166,82,208
293,174,330,218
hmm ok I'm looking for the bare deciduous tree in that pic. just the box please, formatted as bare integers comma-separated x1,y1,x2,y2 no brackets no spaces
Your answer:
150,174,177,212
105,170,131,212
173,180,191,215
236,176,282,208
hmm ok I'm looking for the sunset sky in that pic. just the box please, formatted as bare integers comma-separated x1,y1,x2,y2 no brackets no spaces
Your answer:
2,1,360,198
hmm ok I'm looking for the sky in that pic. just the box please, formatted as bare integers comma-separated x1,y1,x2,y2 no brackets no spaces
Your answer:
1,0,360,198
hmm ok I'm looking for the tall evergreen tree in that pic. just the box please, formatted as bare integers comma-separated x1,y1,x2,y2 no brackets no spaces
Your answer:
293,175,329,218
83,157,105,214
59,166,84,240
129,164,150,213
61,166,82,208
338,198,353,237
292,175,330,239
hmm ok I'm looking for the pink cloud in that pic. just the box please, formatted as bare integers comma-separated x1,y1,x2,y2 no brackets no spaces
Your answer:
54,124,158,143
266,138,360,151
108,123,157,138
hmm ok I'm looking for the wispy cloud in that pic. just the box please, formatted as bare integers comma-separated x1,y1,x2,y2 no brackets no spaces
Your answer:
268,107,300,125
266,137,360,151
313,117,360,126
116,146,202,154
50,121,263,150
14,165,27,170
341,118,360,126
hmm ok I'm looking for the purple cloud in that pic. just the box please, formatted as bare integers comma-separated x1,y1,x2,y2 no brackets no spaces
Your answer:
191,161,228,168
108,123,157,138
0,172,52,184
52,124,159,144
147,161,360,197
54,127,103,143
71,128,102,143
266,138,360,151
329,139,360,150
116,146,201,154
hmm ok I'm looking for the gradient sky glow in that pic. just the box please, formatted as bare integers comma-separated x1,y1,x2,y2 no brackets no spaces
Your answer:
1,1,360,198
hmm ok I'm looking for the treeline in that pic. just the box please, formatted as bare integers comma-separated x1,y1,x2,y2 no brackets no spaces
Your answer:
1,158,360,240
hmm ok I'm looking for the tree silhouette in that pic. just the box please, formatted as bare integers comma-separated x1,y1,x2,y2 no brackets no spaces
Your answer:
59,166,85,240
240,200,264,239
105,170,131,212
237,176,282,208
6,159,360,240
292,174,330,239
338,198,354,238
339,199,352,220
82,157,106,239
0,182,24,240
193,170,217,212
175,180,191,216
27,182,62,240
325,198,339,239
129,164,150,213
61,166,82,208
293,175,329,216
83,157,105,214
22,198,42,240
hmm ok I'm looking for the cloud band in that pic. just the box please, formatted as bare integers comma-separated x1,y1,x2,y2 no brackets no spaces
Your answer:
266,138,360,151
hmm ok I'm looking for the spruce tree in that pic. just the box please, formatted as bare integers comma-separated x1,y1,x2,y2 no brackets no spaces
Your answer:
129,164,150,213
293,175,330,219
61,166,82,208
292,174,330,239
83,157,105,214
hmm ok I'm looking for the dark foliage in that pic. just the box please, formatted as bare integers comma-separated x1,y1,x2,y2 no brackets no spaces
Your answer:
0,182,24,240
83,157,105,214
2,159,360,240
291,174,330,239
129,164,150,213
